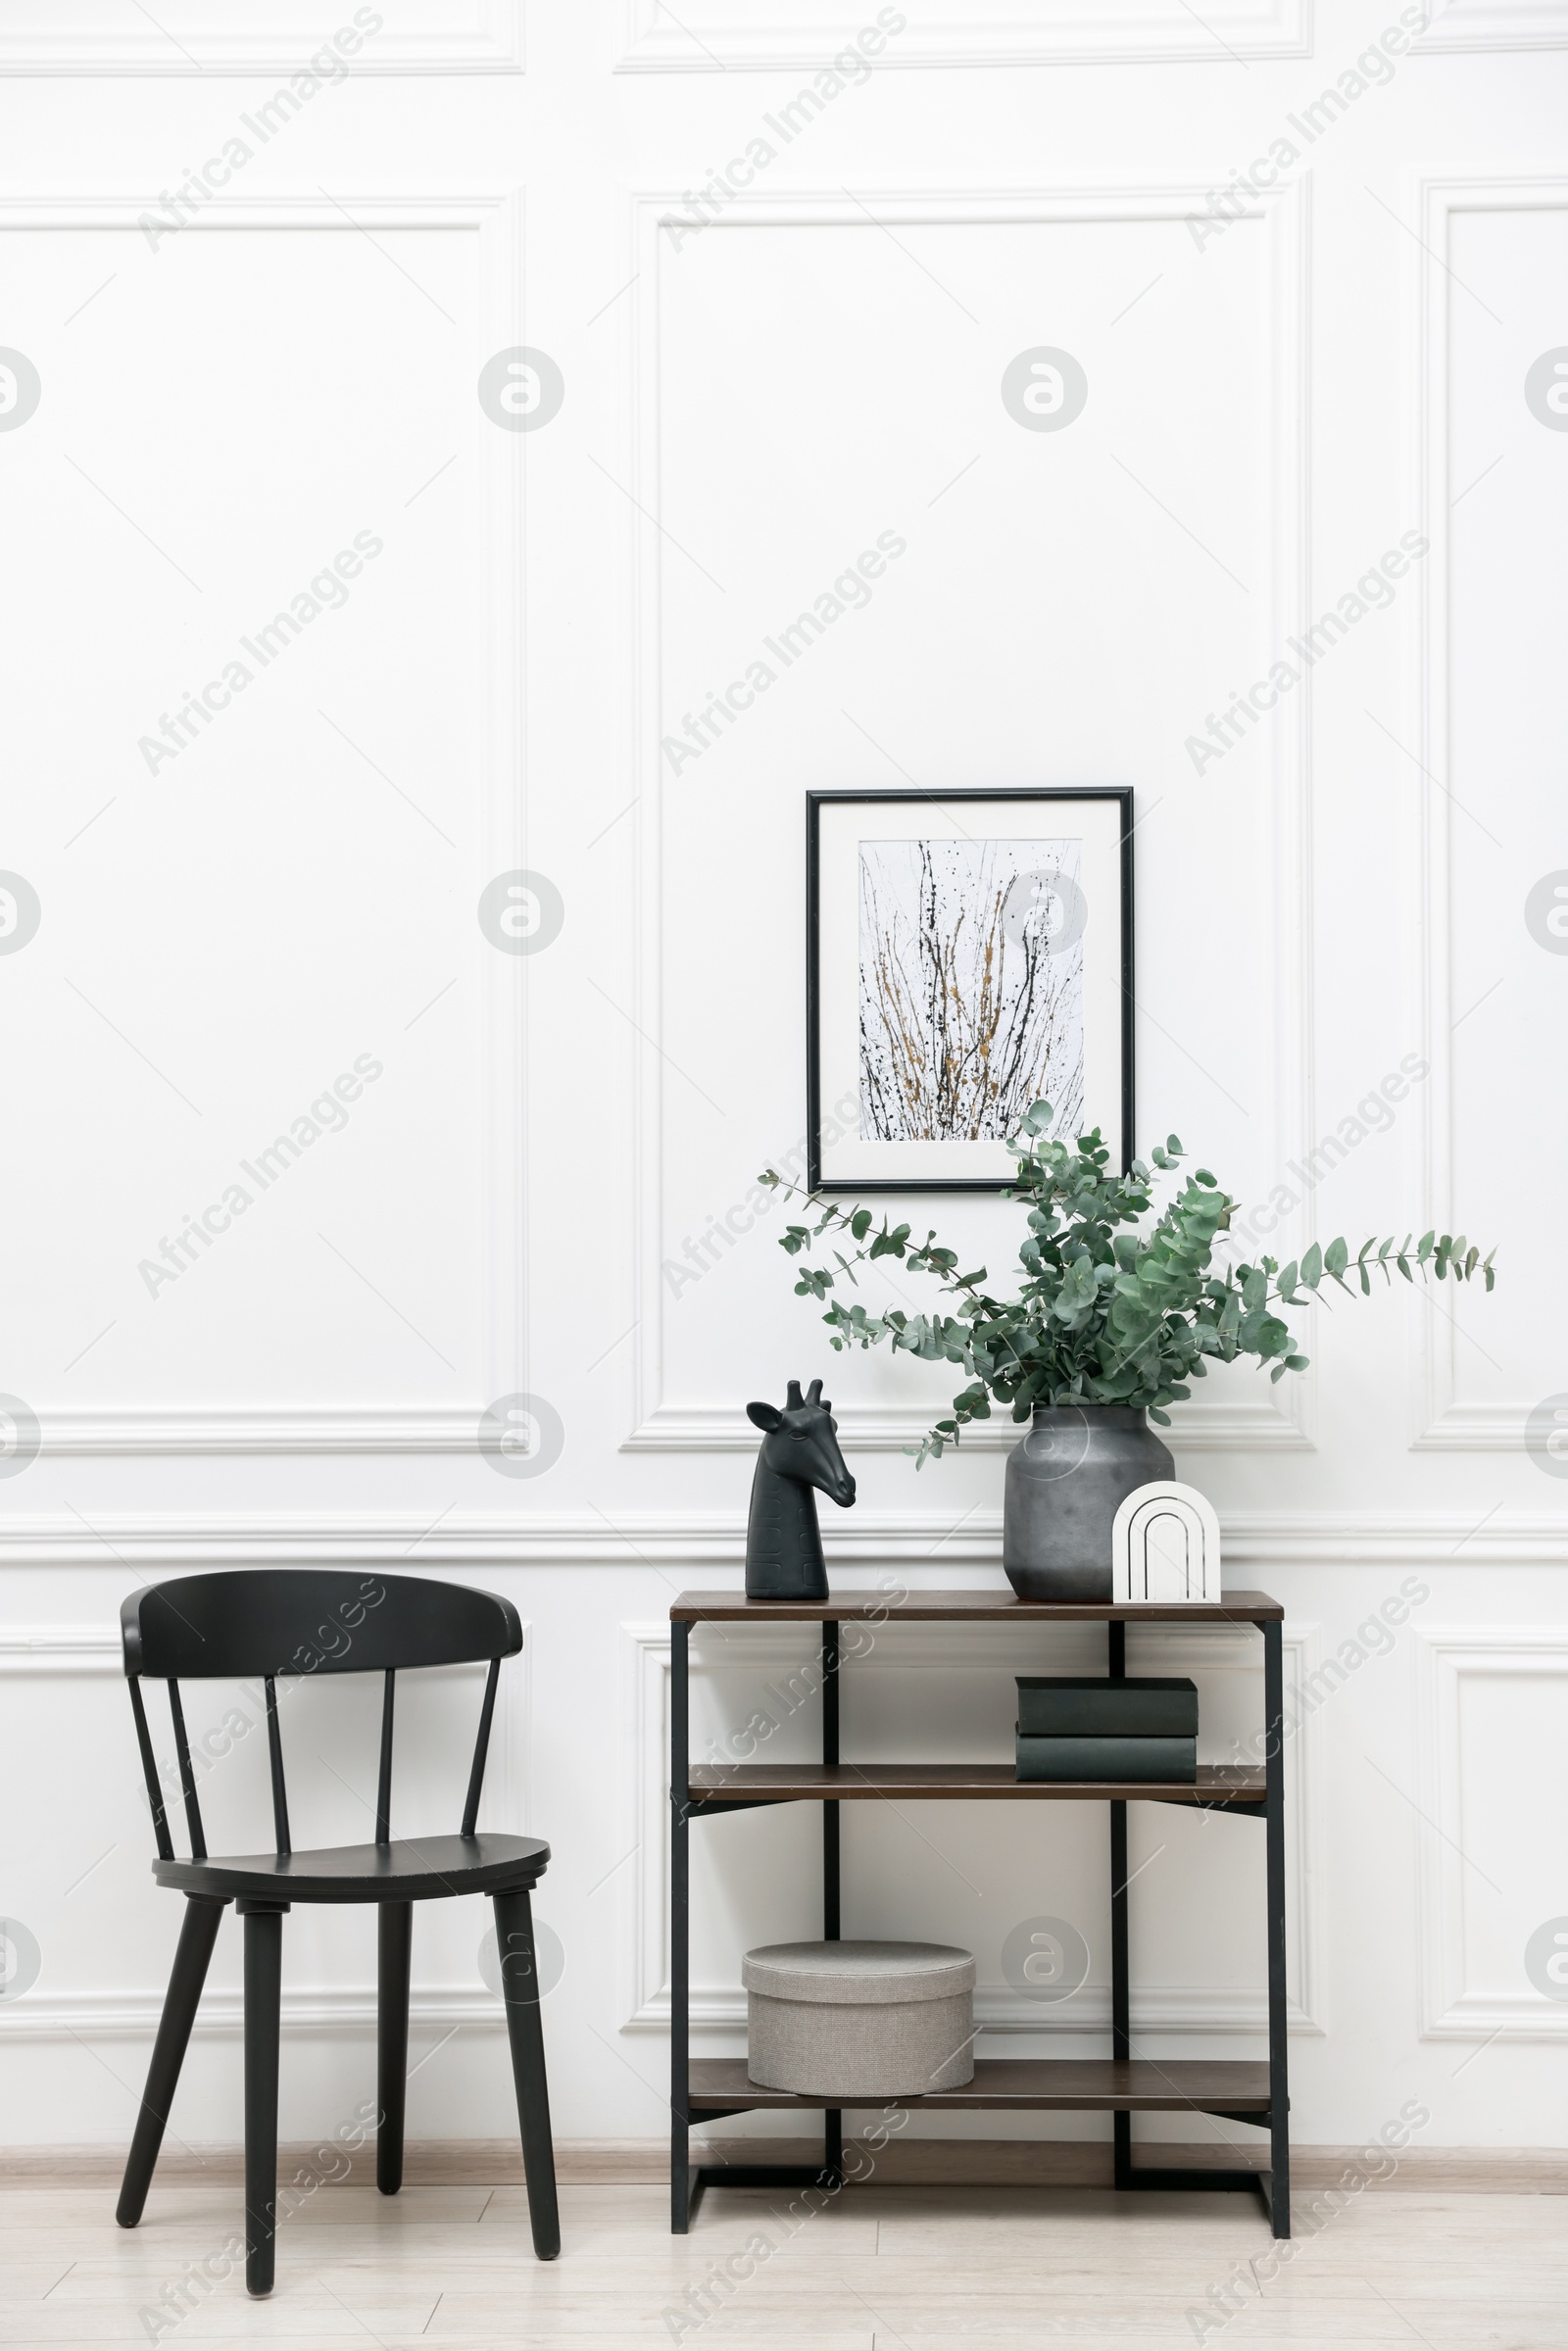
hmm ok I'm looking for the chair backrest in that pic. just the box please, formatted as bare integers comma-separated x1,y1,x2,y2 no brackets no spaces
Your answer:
121,1570,523,1865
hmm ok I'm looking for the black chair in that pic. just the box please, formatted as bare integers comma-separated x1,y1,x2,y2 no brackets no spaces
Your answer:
116,1568,559,2293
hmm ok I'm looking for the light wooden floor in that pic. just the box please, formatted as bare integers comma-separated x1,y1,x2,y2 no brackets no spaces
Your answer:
2,2174,1564,2349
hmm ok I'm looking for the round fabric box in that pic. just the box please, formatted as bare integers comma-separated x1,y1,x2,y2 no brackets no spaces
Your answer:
744,1939,976,2097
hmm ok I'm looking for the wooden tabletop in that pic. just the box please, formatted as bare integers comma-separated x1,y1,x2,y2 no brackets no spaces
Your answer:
684,1761,1265,1806
670,1589,1282,1624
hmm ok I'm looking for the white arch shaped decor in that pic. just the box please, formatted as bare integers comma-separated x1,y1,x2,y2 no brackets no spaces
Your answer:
1110,1482,1221,1604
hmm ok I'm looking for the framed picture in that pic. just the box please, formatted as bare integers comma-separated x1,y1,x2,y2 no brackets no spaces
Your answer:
807,788,1134,1193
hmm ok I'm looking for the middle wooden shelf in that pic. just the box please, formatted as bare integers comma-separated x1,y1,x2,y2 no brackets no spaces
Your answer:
685,1760,1265,1809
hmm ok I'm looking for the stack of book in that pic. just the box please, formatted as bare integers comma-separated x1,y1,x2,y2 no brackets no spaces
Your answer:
1015,1676,1198,1783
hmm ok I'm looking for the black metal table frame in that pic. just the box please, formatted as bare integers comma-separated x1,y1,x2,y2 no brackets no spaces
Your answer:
669,1613,1290,2236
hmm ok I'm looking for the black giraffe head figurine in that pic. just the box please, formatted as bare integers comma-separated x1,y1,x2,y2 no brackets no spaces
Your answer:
744,1379,857,1602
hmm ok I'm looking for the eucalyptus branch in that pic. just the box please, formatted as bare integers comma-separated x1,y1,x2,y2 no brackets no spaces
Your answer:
760,1102,1495,1466
760,1168,994,1305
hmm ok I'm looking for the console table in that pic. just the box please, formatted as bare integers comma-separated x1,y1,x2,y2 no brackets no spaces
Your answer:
668,1588,1289,2236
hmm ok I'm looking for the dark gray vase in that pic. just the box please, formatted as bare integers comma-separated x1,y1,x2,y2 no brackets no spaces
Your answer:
1003,1404,1176,1601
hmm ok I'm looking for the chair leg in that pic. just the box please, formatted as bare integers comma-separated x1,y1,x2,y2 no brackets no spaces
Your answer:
116,1896,225,2229
377,1902,413,2195
492,1887,560,2260
242,1905,284,2297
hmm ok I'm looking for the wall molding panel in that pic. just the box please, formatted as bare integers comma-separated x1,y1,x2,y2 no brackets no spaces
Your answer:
0,192,526,1461
1415,1625,1568,2039
1413,2,1568,49
0,5,523,73
615,1,1310,71
619,180,1315,1460
1408,176,1568,1453
620,1617,1321,2039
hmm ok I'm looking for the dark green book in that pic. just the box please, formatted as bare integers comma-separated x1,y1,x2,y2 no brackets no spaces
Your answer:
1015,1676,1199,1738
1014,1733,1197,1784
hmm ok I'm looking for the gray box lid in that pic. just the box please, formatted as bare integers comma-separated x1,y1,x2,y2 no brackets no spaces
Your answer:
743,1939,976,2005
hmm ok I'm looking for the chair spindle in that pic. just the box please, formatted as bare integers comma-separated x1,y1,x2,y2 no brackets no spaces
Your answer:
128,1676,174,1863
265,1677,291,1856
375,1668,396,1844
167,1681,207,1861
462,1656,503,1838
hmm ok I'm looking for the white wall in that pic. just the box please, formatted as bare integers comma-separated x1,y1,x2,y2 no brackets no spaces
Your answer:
0,0,1565,2157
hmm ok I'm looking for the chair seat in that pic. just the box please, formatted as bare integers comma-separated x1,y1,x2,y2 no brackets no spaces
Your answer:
153,1832,549,1905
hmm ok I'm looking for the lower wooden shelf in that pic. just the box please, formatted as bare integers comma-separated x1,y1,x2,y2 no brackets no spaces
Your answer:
688,2057,1272,2115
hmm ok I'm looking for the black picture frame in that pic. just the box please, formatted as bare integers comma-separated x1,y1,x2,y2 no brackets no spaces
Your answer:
806,787,1135,1193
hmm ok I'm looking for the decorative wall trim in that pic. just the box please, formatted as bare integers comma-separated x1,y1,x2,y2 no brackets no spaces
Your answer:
1408,177,1568,1452
24,1410,486,1458
0,197,512,227
620,180,1314,1458
0,1629,121,1674
623,1399,1311,1454
621,1617,1321,2038
0,193,526,1458
0,1984,510,2045
615,1,1310,70
1,1508,1564,1566
1416,1625,1568,2039
1412,2,1568,49
0,5,523,73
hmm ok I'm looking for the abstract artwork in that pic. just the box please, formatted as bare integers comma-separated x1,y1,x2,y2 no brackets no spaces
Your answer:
857,838,1086,1145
